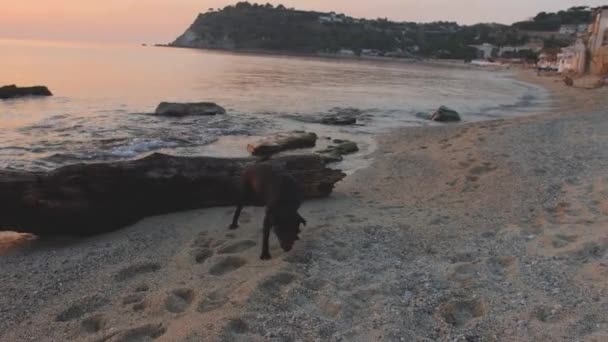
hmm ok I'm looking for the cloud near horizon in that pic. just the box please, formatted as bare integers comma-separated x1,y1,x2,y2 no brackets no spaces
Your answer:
1,0,606,43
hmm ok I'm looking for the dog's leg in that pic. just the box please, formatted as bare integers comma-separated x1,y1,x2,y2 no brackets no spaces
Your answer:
229,179,251,230
260,211,272,260
229,203,243,230
297,213,307,226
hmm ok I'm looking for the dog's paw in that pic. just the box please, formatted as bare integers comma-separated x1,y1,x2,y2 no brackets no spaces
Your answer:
228,223,239,230
260,252,272,260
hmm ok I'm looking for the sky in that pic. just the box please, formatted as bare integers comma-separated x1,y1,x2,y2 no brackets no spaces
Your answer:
0,0,606,43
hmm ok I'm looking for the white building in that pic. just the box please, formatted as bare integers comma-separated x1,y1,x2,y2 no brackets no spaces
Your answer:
319,12,344,23
498,41,543,56
338,49,355,56
537,52,558,71
559,24,578,35
559,24,588,35
577,24,589,33
557,39,586,74
471,43,496,59
361,49,382,56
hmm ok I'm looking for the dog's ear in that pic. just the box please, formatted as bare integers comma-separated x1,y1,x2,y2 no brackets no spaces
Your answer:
298,213,307,226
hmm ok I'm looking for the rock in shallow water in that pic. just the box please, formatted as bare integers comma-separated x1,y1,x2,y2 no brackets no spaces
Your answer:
0,84,52,99
288,107,364,126
247,131,318,156
320,107,362,125
431,106,461,122
320,115,357,125
154,102,226,116
316,140,359,162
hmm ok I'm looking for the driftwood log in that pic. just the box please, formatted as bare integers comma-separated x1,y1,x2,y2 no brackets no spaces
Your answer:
0,153,345,236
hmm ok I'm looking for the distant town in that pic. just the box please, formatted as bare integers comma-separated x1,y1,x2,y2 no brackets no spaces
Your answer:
169,3,608,77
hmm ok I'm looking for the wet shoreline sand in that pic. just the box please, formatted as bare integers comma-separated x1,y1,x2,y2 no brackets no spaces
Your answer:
1,69,608,341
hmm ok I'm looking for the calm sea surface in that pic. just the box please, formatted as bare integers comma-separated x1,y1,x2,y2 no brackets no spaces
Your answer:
0,39,551,172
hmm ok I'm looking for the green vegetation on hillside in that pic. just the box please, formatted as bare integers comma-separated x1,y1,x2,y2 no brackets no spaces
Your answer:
513,6,592,31
170,2,592,60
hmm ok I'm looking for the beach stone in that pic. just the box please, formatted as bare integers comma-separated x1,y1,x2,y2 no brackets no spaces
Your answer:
0,84,52,99
247,131,318,156
431,106,461,122
154,102,226,116
338,141,359,153
317,154,344,163
316,140,359,162
321,115,357,125
320,107,362,125
318,141,359,155
289,107,362,125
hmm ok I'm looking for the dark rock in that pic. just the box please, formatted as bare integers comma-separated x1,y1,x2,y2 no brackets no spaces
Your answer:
317,154,343,164
431,106,461,122
0,153,345,236
320,107,362,125
288,107,364,126
247,131,317,156
0,85,52,99
330,107,362,116
316,140,359,162
334,141,359,154
321,116,357,125
154,102,226,116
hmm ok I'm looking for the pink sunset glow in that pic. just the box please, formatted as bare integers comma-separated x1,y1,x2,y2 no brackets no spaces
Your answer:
1,0,607,42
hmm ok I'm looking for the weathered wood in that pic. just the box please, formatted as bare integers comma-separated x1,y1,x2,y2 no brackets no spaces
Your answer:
0,153,345,236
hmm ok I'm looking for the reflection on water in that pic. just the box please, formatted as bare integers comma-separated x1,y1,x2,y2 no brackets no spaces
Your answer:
0,39,551,171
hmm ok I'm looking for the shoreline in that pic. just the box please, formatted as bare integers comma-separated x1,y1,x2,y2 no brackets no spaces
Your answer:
1,40,534,173
157,44,485,70
2,69,608,341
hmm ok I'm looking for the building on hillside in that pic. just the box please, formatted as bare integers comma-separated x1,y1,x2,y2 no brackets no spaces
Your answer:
498,41,543,57
470,43,496,59
557,39,587,74
319,12,344,24
318,15,332,23
587,6,608,75
559,24,578,35
361,49,382,57
559,24,588,35
338,49,355,56
537,52,559,71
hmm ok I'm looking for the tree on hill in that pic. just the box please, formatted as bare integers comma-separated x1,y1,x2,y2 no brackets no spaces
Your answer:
513,6,592,31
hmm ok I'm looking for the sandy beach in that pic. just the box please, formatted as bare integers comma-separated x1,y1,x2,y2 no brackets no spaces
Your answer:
1,69,607,342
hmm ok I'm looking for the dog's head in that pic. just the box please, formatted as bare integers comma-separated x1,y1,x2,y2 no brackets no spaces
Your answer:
273,211,306,252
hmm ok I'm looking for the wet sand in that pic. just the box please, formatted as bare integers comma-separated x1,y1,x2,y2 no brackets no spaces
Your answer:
1,69,607,341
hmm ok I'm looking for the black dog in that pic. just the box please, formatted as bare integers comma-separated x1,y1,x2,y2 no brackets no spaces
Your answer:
229,163,306,260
